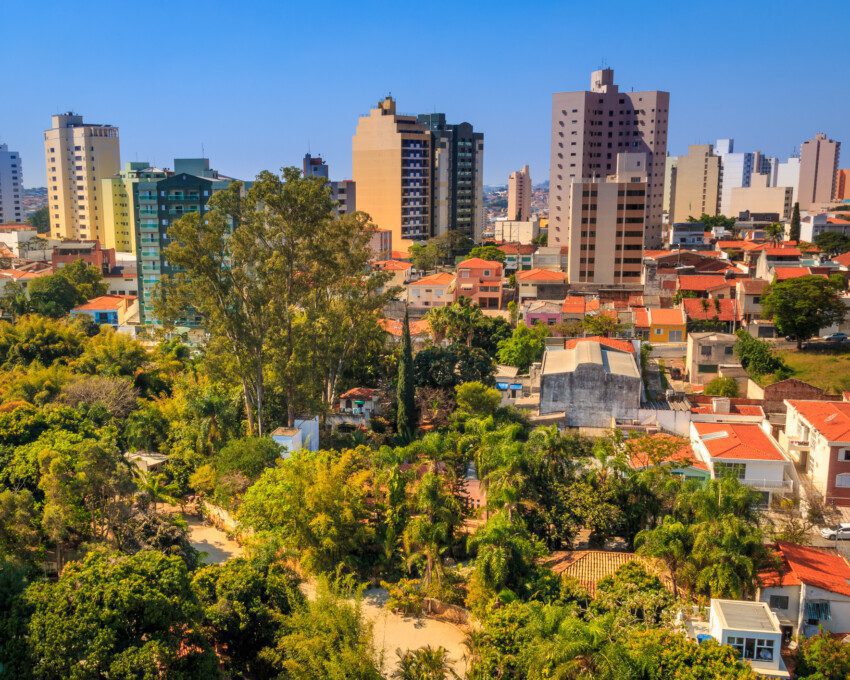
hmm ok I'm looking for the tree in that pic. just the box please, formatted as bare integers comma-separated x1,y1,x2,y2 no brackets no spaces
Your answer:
764,222,784,245
56,259,108,302
582,313,627,337
703,376,740,397
27,205,50,233
635,516,690,597
24,548,219,679
0,315,86,368
263,580,382,679
496,323,547,371
397,309,418,444
192,555,303,678
26,274,79,317
734,329,790,378
0,280,29,320
762,275,846,348
394,646,460,680
59,375,139,419
72,327,148,377
789,202,801,242
413,344,494,390
468,245,506,263
455,381,502,419
795,631,850,680
815,231,850,257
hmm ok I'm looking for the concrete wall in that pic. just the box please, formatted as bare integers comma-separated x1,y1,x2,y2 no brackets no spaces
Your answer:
540,363,641,426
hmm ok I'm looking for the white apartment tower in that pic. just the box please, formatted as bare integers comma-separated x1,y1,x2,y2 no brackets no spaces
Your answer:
0,144,23,223
44,113,120,241
549,68,669,249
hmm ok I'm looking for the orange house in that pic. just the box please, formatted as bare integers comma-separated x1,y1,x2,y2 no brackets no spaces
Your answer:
455,257,503,309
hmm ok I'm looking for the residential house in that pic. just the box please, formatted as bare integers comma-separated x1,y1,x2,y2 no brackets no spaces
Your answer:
271,418,320,457
688,396,765,424
626,433,709,480
373,259,413,293
561,295,599,322
70,295,138,328
407,272,455,311
800,214,850,243
455,257,503,309
755,246,803,281
515,268,567,304
104,266,138,297
736,278,768,324
781,400,850,506
772,266,829,283
669,221,707,249
677,274,737,299
686,332,738,384
682,297,738,333
531,246,568,272
758,541,850,640
690,421,793,504
542,551,671,596
378,318,432,349
686,599,788,678
51,239,117,274
539,340,642,427
327,387,380,429
523,300,562,326
497,243,535,272
632,307,686,342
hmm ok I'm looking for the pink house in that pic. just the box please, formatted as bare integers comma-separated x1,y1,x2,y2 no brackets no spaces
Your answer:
455,257,503,309
523,300,562,326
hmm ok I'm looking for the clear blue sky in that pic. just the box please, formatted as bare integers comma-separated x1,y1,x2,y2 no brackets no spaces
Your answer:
3,0,848,188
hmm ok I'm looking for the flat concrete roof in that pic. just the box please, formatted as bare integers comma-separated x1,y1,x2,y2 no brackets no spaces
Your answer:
712,599,779,634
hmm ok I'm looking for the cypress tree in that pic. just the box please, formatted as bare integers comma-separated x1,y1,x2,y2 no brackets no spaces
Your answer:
790,202,801,242
396,308,417,444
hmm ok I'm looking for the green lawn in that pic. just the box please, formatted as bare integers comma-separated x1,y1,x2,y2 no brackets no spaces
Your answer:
775,347,850,393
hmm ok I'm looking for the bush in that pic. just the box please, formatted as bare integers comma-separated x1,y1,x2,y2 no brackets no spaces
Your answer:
703,376,739,397
383,577,425,615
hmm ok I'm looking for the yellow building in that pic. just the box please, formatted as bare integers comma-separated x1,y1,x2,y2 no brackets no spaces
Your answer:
634,307,686,343
352,97,431,252
101,162,168,254
671,144,721,223
44,113,120,242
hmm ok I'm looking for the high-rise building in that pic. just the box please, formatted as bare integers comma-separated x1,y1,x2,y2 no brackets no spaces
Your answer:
101,162,168,254
670,144,721,222
730,173,793,220
135,158,235,324
837,169,850,201
303,153,329,179
566,152,647,287
0,143,23,223
662,155,677,222
776,156,800,205
507,165,532,222
43,113,120,241
549,68,669,249
352,97,431,250
417,114,484,241
714,139,755,217
799,133,840,210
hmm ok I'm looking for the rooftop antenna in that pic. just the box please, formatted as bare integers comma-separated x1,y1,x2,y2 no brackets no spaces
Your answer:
201,142,205,158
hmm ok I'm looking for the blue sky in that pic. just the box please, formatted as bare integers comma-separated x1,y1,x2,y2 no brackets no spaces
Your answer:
3,0,848,188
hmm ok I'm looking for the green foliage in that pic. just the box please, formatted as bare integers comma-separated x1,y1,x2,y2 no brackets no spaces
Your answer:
795,631,850,679
703,376,740,397
582,313,628,337
394,645,459,679
789,202,801,242
762,275,846,346
734,329,791,378
468,244,506,263
192,436,281,509
815,231,850,256
496,322,547,371
24,548,219,679
454,381,502,420
0,315,86,369
56,259,108,302
688,213,736,229
27,206,50,233
592,561,673,625
0,557,32,678
26,274,79,317
72,327,148,377
413,343,495,389
397,309,418,444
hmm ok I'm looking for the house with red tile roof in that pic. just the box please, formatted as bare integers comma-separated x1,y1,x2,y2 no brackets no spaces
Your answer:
515,268,567,304
677,274,737,298
690,421,793,503
522,300,562,327
378,318,431,345
833,251,850,268
736,279,769,323
563,336,635,354
497,243,535,272
372,259,414,292
626,433,709,479
682,297,738,331
688,395,765,423
783,400,850,507
631,306,686,342
561,295,600,320
455,258,503,309
406,272,455,310
757,541,850,638
756,245,804,280
70,295,138,327
772,266,828,282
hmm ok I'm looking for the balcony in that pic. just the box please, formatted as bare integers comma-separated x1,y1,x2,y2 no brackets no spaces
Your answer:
740,478,794,493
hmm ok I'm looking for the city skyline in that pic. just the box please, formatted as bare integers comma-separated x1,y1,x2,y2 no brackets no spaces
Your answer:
2,0,849,188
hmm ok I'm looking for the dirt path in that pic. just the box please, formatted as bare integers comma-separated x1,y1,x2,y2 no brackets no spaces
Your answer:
301,582,469,677
184,516,243,564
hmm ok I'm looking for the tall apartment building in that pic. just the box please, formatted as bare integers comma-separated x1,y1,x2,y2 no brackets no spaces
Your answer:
303,153,329,179
670,144,721,223
43,113,120,241
417,114,484,240
507,165,532,222
799,133,841,210
566,153,647,287
730,173,793,220
837,169,850,201
776,156,800,205
0,144,23,223
714,139,754,217
101,162,168,254
135,158,234,324
662,155,677,222
549,68,669,249
352,97,432,250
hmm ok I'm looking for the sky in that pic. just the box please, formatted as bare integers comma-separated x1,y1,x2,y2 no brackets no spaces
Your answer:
3,0,849,188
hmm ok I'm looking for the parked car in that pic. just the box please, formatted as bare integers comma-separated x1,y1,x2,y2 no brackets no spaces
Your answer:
822,332,848,342
820,523,850,540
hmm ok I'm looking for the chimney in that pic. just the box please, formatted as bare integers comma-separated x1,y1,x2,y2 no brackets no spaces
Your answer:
712,397,731,414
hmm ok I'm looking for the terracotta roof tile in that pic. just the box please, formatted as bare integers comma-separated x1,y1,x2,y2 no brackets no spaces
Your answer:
787,400,850,442
542,551,671,595
457,257,504,269
693,422,785,461
682,298,737,322
515,268,565,283
409,272,455,286
72,295,136,311
564,336,634,353
677,275,731,292
759,542,850,596
626,433,708,471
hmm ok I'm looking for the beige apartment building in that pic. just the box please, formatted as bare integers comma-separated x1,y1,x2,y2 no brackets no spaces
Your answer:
730,173,793,220
507,164,532,221
44,113,120,242
549,68,669,249
799,133,840,210
566,153,647,287
670,144,721,223
352,97,431,251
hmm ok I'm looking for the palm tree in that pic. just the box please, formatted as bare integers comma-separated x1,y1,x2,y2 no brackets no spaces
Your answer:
467,511,541,595
635,516,690,598
394,646,459,679
425,306,450,345
135,470,180,513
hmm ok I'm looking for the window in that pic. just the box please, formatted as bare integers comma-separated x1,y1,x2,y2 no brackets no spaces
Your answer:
769,595,789,610
724,346,734,355
836,473,850,488
700,345,712,357
715,462,746,479
838,450,850,462
727,637,774,662
654,328,663,336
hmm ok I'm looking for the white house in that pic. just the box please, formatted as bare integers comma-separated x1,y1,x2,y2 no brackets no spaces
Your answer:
270,417,319,458
757,541,850,640
690,599,789,678
690,421,794,504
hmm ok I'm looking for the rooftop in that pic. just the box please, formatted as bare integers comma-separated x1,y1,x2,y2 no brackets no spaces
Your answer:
72,294,136,311
759,541,850,597
693,422,785,461
542,550,669,595
409,272,454,286
543,341,640,379
787,400,850,442
677,275,730,292
564,336,635,354
457,257,503,269
712,599,780,634
682,297,737,322
515,268,565,283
